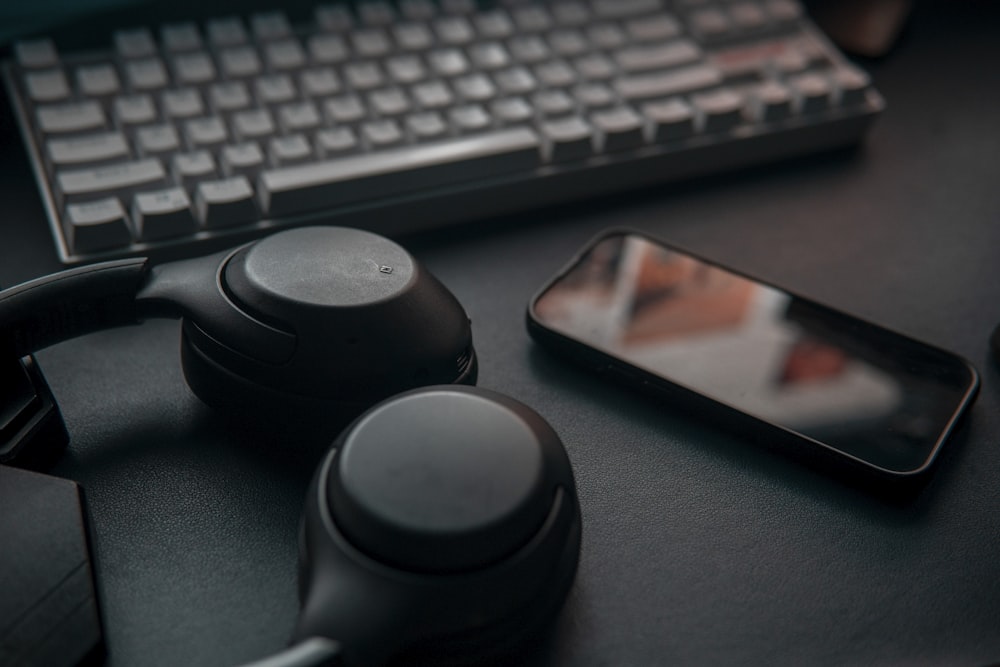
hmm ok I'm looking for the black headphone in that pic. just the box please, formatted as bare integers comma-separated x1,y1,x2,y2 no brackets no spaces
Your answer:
0,226,477,421
0,227,581,666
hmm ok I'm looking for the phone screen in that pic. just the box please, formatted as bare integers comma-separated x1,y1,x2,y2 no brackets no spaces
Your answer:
529,232,978,475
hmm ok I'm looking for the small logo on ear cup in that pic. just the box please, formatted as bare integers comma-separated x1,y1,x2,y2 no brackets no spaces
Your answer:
378,265,393,274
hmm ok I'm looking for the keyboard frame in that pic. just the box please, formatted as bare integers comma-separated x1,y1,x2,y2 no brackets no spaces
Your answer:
3,18,884,265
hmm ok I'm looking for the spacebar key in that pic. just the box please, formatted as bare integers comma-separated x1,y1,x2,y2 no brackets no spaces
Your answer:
259,128,541,217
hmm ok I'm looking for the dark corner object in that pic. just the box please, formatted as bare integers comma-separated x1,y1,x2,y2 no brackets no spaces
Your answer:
0,465,104,667
0,356,69,468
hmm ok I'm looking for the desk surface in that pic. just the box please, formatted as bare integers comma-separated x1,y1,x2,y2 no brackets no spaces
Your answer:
2,3,1000,666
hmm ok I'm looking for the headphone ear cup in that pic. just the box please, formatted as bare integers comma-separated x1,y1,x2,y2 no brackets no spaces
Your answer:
294,386,581,666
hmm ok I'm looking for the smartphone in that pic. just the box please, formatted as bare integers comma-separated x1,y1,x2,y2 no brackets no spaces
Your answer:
527,229,979,489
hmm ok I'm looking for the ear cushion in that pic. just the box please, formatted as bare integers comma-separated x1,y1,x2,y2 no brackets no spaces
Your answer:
179,324,477,424
294,386,581,666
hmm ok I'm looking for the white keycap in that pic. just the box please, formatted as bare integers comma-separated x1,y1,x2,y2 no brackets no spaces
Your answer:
161,23,203,52
220,47,262,78
77,64,121,97
25,70,70,102
114,94,157,125
132,187,197,240
195,177,257,227
251,12,292,41
37,101,106,134
221,142,265,177
15,39,59,69
125,58,169,91
173,52,216,84
136,124,180,155
66,197,132,252
57,158,167,203
47,131,130,167
162,88,205,118
259,128,540,216
115,28,157,58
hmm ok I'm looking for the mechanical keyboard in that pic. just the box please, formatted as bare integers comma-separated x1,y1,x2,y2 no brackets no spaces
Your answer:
3,0,883,264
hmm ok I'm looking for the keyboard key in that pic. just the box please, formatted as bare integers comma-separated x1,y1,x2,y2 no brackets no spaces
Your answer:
77,64,121,97
232,109,275,140
361,120,404,148
264,39,307,71
535,61,577,88
412,81,453,109
592,107,645,152
540,116,593,161
184,117,228,149
114,28,157,59
47,132,131,167
268,135,313,165
162,88,205,118
475,10,515,39
207,18,248,47
324,95,366,123
626,14,682,41
429,49,470,77
573,83,616,109
592,0,664,18
454,74,497,102
393,23,434,51
399,0,437,20
125,58,169,91
278,101,322,132
352,29,392,58
315,5,354,32
172,150,217,187
161,23,202,52
25,70,70,103
614,64,723,101
833,67,871,107
115,94,157,125
195,176,257,227
750,80,792,121
58,159,167,204
435,16,475,45
220,142,265,177
315,127,358,155
308,35,349,64
259,127,541,216
406,112,448,140
369,89,411,117
345,62,384,90
14,39,59,69
492,97,534,124
300,68,341,97
219,47,262,78
66,197,132,252
534,90,575,116
643,98,696,140
449,104,491,132
790,72,832,113
136,123,180,155
37,101,106,134
255,74,297,104
251,12,292,41
173,52,216,85
209,82,251,113
386,56,427,84
133,187,197,240
495,67,537,95
615,41,702,73
692,89,744,132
